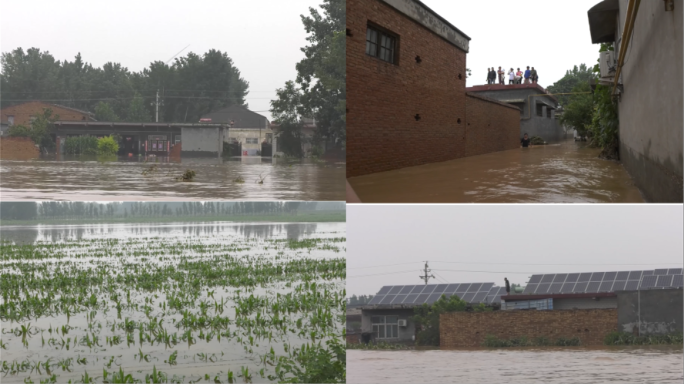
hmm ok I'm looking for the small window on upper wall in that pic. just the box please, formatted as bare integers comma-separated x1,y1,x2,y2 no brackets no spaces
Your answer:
366,24,397,64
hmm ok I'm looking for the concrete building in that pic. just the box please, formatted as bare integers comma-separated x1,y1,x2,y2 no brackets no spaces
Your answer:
0,101,96,130
200,105,272,156
465,84,567,143
587,0,683,202
53,121,227,156
347,0,520,178
617,289,683,335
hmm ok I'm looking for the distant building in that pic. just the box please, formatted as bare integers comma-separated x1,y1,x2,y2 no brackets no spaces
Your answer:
465,84,567,143
0,101,96,135
587,0,683,202
269,117,318,157
200,105,272,156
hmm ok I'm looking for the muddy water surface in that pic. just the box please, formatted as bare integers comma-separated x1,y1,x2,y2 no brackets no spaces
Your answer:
348,141,644,203
0,155,345,201
348,347,683,384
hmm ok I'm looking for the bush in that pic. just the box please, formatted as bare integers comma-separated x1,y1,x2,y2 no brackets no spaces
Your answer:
482,335,580,348
530,136,546,145
64,136,99,155
97,136,119,155
604,331,683,345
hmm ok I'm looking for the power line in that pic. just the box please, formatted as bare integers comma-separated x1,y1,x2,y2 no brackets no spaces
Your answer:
349,260,681,269
347,262,418,270
346,270,416,279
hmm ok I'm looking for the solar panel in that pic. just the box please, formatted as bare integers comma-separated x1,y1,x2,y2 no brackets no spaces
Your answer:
523,284,538,294
379,295,395,304
549,283,563,294
552,274,567,283
627,271,643,281
417,293,430,304
410,285,425,294
561,282,575,293
586,282,601,293
528,275,542,284
573,282,588,293
377,286,391,295
405,293,419,304
668,268,683,275
392,294,407,304
473,291,487,303
656,275,673,288
456,284,470,292
654,269,669,276
642,270,654,276
388,286,403,295
368,295,383,305
399,286,413,294
426,293,442,304
479,283,495,292
446,284,460,293
467,283,482,292
615,271,630,280
578,273,592,282
624,281,639,291
434,284,448,293
590,272,604,282
603,271,617,281
598,281,613,292
673,275,683,288
462,292,475,302
540,274,555,283
423,285,437,294
612,281,626,291
640,275,657,289
536,283,550,294
565,273,580,283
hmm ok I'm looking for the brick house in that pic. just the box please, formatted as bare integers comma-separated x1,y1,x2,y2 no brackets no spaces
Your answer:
1,101,95,133
347,0,521,178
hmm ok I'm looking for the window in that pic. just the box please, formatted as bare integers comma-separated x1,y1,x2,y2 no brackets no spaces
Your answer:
371,315,399,339
246,138,258,144
7,116,14,126
366,25,397,64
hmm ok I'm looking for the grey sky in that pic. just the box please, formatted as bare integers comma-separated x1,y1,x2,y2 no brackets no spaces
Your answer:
420,0,602,88
0,0,321,121
347,205,684,296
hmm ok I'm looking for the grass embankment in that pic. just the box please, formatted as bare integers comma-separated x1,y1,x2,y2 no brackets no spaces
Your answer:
0,210,345,226
482,332,684,348
483,335,580,347
346,342,413,350
604,332,683,345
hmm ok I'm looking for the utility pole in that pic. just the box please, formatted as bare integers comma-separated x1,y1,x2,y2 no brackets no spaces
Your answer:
155,89,159,122
419,261,435,285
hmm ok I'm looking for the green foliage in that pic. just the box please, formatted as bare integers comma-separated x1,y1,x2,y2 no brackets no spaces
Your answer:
604,331,683,345
547,63,595,107
271,81,304,157
559,82,593,136
94,101,119,122
125,92,151,122
64,136,98,155
587,43,620,157
6,108,58,151
276,336,345,383
1,48,249,123
413,295,492,346
346,341,412,350
530,136,546,145
97,136,119,155
483,335,580,347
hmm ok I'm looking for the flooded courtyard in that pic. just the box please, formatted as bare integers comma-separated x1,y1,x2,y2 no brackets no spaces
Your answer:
0,156,345,201
0,222,346,383
347,347,683,384
348,141,645,203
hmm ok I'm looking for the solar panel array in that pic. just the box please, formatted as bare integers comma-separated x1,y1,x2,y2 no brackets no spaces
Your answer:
367,283,503,306
523,269,683,295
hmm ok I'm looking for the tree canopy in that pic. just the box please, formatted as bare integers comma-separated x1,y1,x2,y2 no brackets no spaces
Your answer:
547,64,595,107
1,48,250,123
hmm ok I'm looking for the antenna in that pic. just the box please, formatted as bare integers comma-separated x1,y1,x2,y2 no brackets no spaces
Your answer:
166,44,190,65
419,261,435,285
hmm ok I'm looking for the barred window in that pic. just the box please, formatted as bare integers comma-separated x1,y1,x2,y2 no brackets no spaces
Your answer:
366,25,397,64
371,315,399,339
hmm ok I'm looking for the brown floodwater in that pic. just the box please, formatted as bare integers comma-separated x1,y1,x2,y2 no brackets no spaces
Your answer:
347,347,683,384
0,155,345,201
348,141,645,203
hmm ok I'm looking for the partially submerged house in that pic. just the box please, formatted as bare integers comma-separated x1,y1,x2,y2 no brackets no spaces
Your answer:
200,105,272,156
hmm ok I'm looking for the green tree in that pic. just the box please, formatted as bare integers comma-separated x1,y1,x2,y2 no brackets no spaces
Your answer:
271,81,305,157
413,294,492,346
559,82,593,136
125,92,151,122
94,101,120,121
547,64,595,107
7,107,59,151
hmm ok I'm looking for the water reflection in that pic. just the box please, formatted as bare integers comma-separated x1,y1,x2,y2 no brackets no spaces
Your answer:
0,155,345,201
348,141,644,203
0,222,336,244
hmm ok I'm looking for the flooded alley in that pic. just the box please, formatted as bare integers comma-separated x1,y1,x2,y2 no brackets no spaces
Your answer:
0,156,345,201
348,347,683,384
348,141,644,203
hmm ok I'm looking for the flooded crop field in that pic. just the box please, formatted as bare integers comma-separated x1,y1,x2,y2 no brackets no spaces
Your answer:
0,222,346,383
0,156,345,201
347,347,683,384
348,141,644,203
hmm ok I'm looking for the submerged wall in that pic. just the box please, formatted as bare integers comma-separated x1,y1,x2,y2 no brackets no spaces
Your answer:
181,127,222,157
0,137,40,160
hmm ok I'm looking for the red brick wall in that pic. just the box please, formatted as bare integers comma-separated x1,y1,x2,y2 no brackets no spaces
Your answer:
347,0,468,177
1,101,91,127
465,93,520,157
346,332,361,344
440,309,618,348
0,137,40,160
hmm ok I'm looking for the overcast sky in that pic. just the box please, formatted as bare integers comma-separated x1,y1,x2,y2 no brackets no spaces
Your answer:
347,205,684,296
0,0,321,121
420,0,602,88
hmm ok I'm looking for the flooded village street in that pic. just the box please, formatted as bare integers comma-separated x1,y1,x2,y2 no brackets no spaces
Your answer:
348,348,684,384
348,141,644,203
0,156,345,201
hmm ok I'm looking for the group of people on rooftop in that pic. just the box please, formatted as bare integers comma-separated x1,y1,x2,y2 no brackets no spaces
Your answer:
487,66,538,85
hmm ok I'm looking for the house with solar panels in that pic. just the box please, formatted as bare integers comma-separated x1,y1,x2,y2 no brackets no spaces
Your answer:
358,282,506,343
502,269,683,311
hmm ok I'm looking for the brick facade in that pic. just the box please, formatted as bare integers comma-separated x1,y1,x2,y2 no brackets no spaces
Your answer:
465,93,520,157
347,0,521,177
1,101,93,127
440,309,618,348
0,137,40,160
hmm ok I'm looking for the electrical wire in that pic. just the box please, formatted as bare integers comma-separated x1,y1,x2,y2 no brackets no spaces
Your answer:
349,260,681,270
346,270,417,279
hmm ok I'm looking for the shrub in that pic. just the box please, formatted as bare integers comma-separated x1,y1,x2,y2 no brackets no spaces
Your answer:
97,136,119,155
64,136,99,155
604,331,683,345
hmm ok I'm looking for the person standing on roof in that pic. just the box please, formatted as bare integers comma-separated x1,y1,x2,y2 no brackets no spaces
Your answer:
505,278,511,295
508,68,516,84
516,68,523,84
524,66,531,84
486,68,491,84
531,67,538,84
489,68,496,85
498,66,505,85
